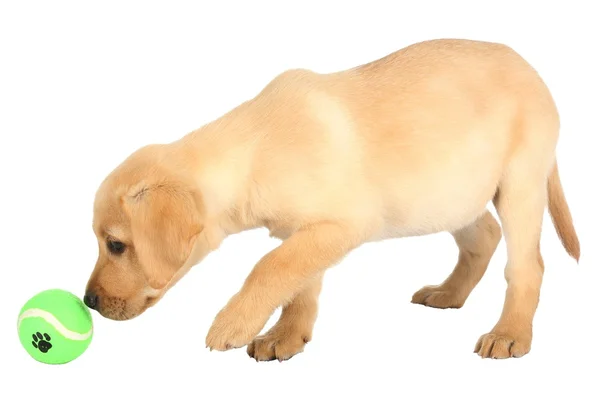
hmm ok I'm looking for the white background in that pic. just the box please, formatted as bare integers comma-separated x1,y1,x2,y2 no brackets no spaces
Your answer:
1,1,598,397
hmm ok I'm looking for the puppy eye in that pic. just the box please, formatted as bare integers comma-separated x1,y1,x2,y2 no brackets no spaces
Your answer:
107,240,126,255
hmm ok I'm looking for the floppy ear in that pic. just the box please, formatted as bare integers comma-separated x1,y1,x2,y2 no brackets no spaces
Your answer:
123,182,203,289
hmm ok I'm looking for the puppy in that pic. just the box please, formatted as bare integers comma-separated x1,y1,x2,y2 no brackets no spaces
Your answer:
85,38,580,361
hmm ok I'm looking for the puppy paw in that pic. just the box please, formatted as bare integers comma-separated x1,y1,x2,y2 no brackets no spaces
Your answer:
247,324,311,362
411,285,466,309
205,297,269,352
474,332,531,359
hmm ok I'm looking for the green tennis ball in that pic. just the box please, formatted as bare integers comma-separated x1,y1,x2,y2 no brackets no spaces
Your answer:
17,289,93,364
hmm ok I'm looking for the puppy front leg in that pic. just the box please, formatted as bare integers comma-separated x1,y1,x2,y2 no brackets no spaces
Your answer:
205,222,361,351
247,272,324,362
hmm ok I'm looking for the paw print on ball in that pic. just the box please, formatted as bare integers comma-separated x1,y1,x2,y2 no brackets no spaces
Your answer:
32,332,52,353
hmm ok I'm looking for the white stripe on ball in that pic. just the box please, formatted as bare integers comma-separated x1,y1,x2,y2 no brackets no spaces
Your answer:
18,309,93,341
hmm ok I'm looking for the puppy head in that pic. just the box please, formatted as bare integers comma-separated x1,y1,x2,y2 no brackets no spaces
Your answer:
86,145,209,320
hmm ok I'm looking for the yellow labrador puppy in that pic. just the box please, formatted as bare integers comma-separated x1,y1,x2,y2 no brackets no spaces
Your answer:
86,38,580,361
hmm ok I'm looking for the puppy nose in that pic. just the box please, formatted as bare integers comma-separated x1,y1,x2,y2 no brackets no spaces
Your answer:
83,292,98,310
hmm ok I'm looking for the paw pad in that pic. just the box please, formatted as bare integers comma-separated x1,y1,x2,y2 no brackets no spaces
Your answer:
32,331,52,353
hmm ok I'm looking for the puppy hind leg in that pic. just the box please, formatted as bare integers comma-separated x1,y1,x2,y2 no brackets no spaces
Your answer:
412,210,501,309
475,166,547,359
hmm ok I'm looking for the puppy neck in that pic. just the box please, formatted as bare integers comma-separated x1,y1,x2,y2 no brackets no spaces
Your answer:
175,105,262,234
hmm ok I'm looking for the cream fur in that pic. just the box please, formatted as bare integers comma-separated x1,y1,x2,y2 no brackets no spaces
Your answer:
86,38,580,361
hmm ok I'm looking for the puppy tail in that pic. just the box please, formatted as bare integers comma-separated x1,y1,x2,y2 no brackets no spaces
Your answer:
547,160,580,262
